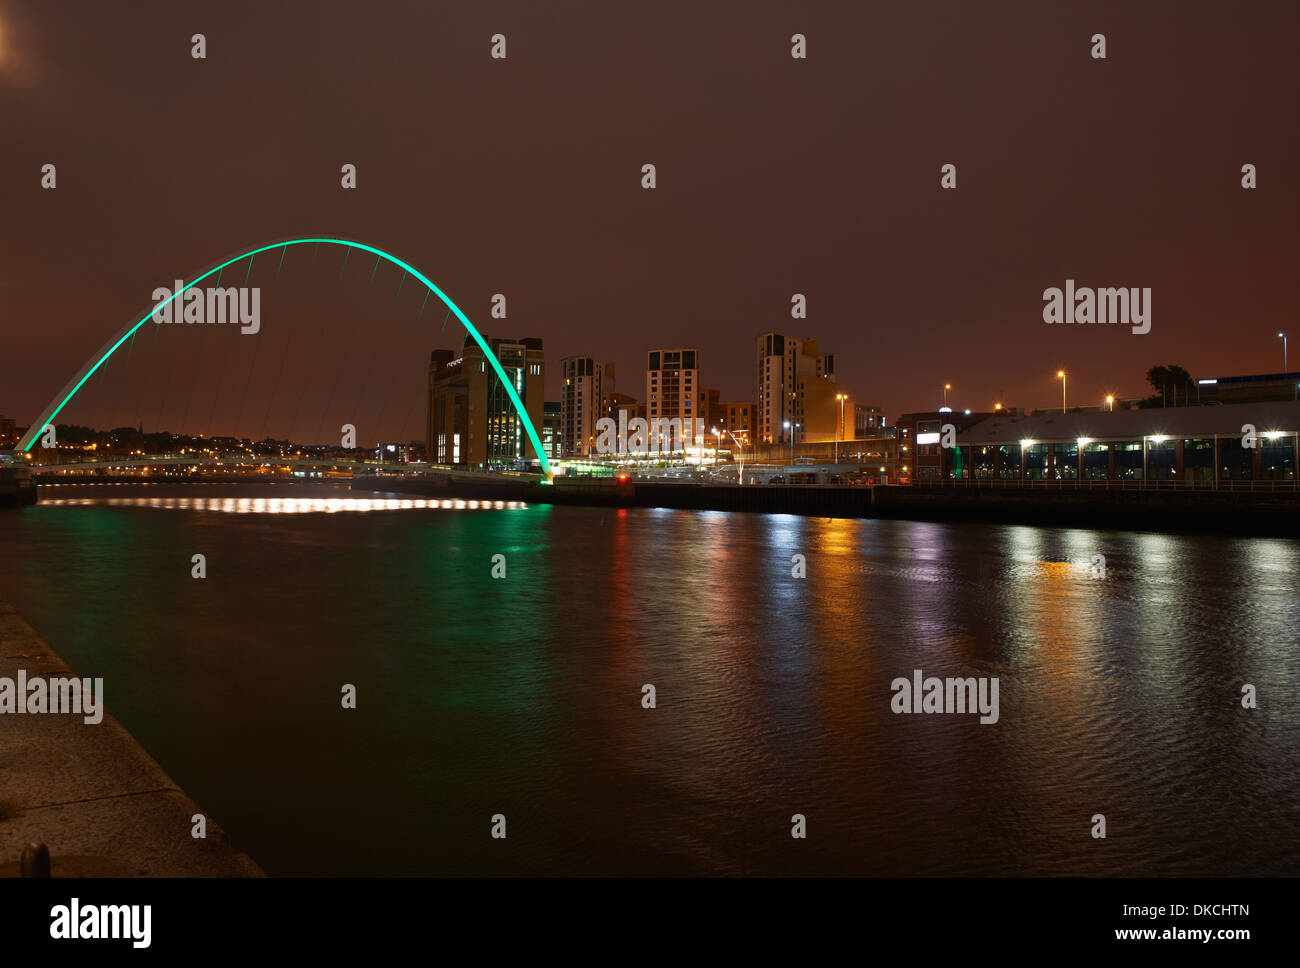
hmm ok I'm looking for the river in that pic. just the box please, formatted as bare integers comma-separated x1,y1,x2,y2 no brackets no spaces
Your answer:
1,482,1296,875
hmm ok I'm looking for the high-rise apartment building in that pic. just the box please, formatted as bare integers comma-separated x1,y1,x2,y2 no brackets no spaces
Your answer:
755,332,841,443
646,348,701,450
560,357,614,456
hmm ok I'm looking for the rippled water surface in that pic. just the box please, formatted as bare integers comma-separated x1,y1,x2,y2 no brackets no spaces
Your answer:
2,483,1297,875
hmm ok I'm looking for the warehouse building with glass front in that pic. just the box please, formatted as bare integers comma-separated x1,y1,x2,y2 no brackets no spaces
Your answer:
945,400,1300,483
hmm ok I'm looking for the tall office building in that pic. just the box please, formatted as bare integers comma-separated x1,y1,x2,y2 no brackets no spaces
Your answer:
646,348,701,450
755,333,841,443
427,334,545,467
560,357,614,456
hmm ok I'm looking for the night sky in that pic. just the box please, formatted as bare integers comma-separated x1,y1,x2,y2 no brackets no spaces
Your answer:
2,0,1297,445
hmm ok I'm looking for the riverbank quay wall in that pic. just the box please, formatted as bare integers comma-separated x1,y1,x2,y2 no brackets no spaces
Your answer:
352,475,1300,535
0,602,263,877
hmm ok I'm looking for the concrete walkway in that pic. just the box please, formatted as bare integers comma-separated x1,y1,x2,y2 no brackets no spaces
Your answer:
0,602,262,876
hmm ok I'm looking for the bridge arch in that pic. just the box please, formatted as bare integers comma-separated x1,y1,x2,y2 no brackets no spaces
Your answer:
16,238,552,477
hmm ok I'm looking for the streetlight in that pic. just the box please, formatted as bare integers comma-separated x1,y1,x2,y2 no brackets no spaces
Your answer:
1105,394,1114,412
835,393,848,463
1279,332,1288,373
994,402,1003,411
783,421,800,462
943,383,951,407
718,427,748,483
1057,370,1066,414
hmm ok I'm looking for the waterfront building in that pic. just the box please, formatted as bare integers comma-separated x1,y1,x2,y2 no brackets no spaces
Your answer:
855,404,886,436
560,357,613,456
697,387,723,432
720,401,756,439
755,332,843,444
1192,370,1300,405
896,410,998,482
609,396,643,431
543,401,561,460
426,335,545,467
646,348,703,449
601,391,637,422
932,400,1300,483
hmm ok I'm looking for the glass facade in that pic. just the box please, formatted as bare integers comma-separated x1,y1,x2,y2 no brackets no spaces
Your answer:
1261,434,1296,480
1219,436,1252,480
996,443,1021,480
1082,442,1109,480
1051,442,1078,480
1182,437,1214,482
486,347,526,466
1113,441,1143,480
1147,438,1176,481
971,445,996,479
948,444,968,479
1025,444,1049,480
955,430,1298,484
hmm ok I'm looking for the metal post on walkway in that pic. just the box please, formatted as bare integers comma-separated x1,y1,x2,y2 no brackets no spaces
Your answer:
21,843,51,878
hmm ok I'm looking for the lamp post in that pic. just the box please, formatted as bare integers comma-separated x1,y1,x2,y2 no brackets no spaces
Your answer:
943,383,951,407
783,421,799,463
1105,394,1114,412
1279,332,1288,374
719,427,747,483
835,393,848,463
1057,370,1066,414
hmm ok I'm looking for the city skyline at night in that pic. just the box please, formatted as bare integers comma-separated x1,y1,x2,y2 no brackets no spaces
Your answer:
2,2,1298,447
1,0,1295,950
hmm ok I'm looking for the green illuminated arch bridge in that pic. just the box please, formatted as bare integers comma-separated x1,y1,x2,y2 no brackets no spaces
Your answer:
16,237,552,478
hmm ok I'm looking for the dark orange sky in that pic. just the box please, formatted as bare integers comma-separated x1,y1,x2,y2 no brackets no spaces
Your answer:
2,0,1297,445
